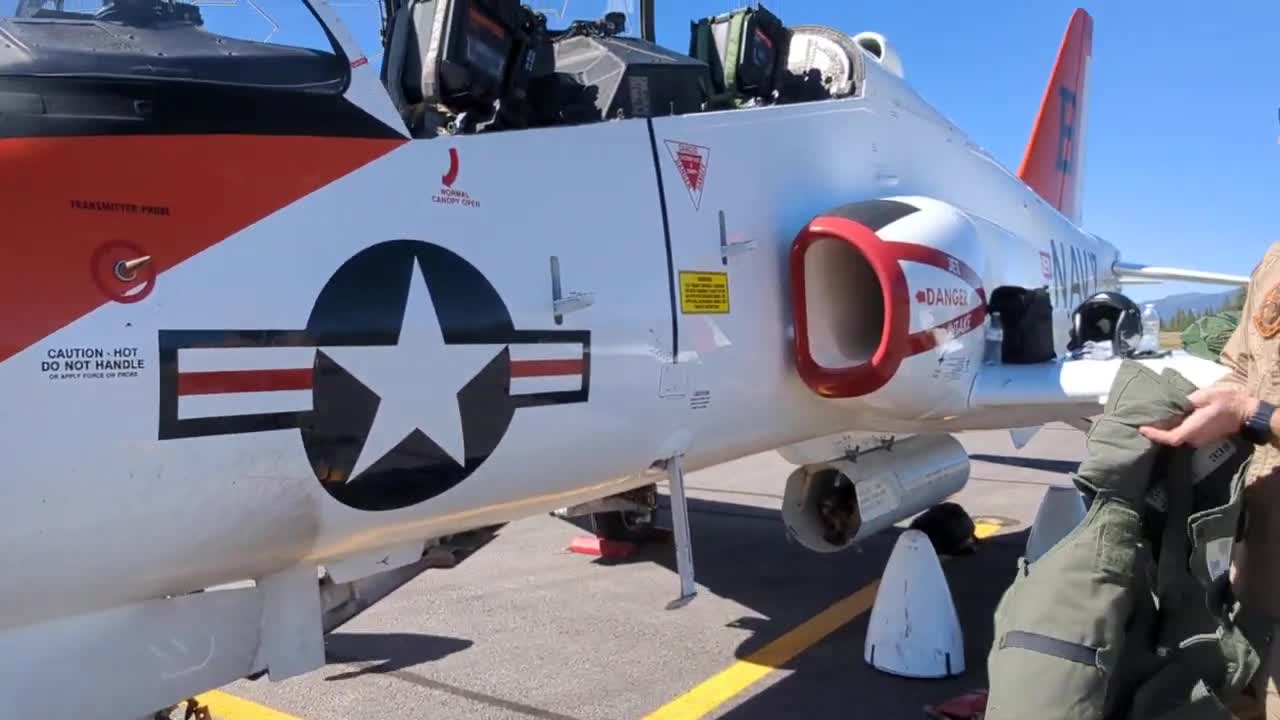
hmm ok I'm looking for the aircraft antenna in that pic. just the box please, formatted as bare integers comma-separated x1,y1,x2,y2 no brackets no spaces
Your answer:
639,0,653,41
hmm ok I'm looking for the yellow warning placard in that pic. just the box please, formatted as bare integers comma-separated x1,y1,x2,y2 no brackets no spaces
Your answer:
679,271,730,314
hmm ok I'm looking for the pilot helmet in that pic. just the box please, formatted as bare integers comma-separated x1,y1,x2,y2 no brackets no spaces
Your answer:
1067,291,1144,357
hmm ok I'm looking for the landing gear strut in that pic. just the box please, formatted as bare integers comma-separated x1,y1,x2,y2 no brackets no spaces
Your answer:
662,453,697,608
556,459,697,609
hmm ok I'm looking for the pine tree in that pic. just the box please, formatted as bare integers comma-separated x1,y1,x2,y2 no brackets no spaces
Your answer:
1180,308,1194,332
1227,287,1247,311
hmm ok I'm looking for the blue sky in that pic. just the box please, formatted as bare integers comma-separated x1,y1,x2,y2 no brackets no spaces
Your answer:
656,1,1280,302
218,0,1279,303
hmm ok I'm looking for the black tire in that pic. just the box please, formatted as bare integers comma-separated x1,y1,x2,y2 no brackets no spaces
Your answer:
909,502,977,556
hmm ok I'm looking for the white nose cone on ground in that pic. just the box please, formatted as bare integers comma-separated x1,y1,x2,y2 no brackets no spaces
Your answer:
864,529,964,678
1025,485,1087,563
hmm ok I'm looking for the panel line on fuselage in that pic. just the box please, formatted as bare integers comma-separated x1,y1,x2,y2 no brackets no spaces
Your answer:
645,117,681,364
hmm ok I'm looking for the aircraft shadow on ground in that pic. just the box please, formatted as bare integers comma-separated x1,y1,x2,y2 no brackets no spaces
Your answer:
322,632,474,681
562,496,1034,717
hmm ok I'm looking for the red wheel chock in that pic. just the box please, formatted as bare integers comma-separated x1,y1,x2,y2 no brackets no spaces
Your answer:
567,536,638,560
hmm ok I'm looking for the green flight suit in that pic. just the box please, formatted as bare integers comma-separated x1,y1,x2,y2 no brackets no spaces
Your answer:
984,360,1271,719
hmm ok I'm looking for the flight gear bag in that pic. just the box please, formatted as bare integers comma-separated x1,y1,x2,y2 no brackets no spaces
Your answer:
1126,369,1264,719
992,286,1057,364
984,360,1268,719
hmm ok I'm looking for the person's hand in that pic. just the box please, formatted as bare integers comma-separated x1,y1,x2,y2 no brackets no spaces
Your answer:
1138,387,1255,448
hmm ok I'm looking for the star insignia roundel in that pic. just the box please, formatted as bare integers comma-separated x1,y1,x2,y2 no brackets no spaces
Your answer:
156,240,591,512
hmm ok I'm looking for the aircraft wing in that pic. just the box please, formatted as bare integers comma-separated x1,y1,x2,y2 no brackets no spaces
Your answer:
971,350,1230,411
1113,262,1250,287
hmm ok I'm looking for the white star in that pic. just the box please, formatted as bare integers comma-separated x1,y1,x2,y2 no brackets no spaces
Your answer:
322,256,506,482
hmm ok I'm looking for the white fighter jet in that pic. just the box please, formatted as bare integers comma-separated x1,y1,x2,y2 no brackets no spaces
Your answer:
0,0,1245,715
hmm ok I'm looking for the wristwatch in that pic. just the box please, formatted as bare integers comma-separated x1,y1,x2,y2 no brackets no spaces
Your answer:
1243,400,1276,445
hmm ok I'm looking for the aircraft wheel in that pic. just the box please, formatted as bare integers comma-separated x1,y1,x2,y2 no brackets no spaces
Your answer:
909,502,977,556
590,509,656,542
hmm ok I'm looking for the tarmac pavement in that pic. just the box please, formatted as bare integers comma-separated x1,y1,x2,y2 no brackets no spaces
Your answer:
202,424,1086,720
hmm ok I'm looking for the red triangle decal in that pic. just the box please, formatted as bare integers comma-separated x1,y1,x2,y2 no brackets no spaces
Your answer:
664,140,711,210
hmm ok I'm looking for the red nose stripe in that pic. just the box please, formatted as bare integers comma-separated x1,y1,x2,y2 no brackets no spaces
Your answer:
0,134,406,364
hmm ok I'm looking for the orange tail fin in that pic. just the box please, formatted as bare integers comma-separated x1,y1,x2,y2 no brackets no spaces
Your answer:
1017,8,1093,226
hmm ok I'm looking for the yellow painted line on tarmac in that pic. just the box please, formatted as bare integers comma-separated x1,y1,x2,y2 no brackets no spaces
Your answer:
972,520,1010,536
195,690,303,720
642,521,1006,720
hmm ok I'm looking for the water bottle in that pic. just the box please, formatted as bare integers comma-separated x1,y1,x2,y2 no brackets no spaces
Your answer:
985,311,1004,365
1138,303,1160,355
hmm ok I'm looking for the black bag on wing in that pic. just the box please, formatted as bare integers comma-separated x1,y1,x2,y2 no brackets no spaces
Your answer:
990,287,1057,364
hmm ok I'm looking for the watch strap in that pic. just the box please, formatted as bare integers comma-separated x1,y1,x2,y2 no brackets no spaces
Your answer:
1244,400,1276,445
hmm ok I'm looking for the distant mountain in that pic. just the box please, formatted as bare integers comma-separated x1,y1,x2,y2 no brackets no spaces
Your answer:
1148,290,1238,320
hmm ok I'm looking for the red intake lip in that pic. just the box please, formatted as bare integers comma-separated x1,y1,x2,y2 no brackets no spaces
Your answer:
791,216,911,398
790,215,987,399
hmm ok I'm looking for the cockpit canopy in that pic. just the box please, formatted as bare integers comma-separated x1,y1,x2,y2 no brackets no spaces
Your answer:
0,0,870,139
0,0,647,89
0,0,349,88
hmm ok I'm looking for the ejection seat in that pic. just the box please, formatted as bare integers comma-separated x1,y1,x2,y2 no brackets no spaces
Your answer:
379,1,416,116
379,0,521,137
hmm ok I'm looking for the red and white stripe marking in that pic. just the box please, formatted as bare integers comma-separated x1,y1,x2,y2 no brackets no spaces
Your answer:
896,243,988,356
510,343,585,395
176,346,316,419
174,341,585,417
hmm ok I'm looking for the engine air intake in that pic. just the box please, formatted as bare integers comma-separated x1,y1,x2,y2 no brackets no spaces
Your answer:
789,197,990,416
790,201,915,399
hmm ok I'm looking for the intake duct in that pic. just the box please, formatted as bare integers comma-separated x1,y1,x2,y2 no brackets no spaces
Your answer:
852,31,904,78
789,197,990,419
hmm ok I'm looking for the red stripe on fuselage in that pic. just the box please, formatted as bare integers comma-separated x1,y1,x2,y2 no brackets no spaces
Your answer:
510,359,586,378
905,305,989,356
0,135,406,364
886,240,988,304
177,369,314,396
889,239,989,353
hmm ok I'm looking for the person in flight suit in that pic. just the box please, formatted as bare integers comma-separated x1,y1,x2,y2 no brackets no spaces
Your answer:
1141,243,1280,719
